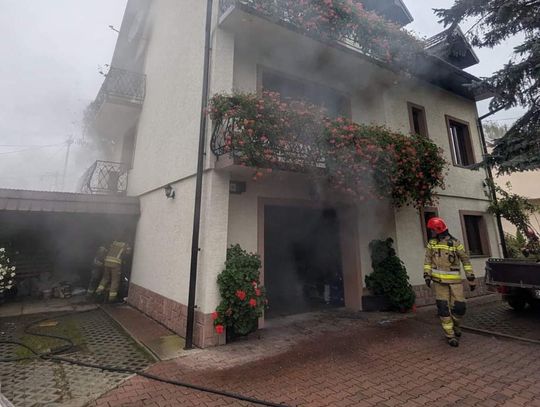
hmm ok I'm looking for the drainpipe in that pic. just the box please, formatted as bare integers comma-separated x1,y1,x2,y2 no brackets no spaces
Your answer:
185,0,214,350
477,106,508,258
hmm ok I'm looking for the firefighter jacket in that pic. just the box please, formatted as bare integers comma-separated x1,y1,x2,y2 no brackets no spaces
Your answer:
423,236,474,284
104,241,130,268
93,246,108,267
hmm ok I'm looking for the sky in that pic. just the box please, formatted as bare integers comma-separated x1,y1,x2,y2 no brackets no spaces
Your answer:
0,0,127,191
0,0,524,192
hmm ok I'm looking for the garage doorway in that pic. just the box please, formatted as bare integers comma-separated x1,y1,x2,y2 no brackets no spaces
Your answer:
264,205,345,318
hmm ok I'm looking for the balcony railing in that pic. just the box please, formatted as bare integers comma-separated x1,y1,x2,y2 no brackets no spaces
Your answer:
98,67,146,104
79,161,128,195
218,0,426,69
211,115,325,171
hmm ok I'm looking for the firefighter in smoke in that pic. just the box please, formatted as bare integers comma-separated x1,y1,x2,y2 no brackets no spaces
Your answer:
86,245,108,297
95,240,131,302
521,227,540,261
423,217,476,347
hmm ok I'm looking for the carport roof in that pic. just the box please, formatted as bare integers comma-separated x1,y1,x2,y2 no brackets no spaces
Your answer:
0,188,139,216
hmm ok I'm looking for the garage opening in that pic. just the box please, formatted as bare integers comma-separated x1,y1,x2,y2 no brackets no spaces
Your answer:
0,189,139,313
264,205,345,318
0,212,137,306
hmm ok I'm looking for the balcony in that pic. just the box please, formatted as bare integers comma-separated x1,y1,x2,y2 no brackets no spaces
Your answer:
79,161,128,195
218,0,490,101
85,68,146,160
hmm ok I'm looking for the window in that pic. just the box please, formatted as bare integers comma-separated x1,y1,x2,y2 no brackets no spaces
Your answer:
460,211,491,257
446,116,475,167
408,102,428,137
420,207,439,245
261,69,350,118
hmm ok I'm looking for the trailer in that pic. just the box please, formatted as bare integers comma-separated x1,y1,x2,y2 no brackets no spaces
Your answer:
485,258,540,311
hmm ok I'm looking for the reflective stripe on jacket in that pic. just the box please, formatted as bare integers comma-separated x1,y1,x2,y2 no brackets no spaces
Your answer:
423,236,474,284
105,241,128,267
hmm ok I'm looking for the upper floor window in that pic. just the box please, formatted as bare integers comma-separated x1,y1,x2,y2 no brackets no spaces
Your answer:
446,116,475,167
460,211,491,257
261,69,350,118
408,102,428,137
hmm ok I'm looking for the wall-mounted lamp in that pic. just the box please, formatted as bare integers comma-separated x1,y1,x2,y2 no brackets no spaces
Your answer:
164,184,176,199
229,181,246,194
482,179,491,199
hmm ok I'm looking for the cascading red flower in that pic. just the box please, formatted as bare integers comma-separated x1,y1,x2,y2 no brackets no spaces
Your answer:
211,311,219,321
235,290,247,301
249,298,257,308
215,324,224,335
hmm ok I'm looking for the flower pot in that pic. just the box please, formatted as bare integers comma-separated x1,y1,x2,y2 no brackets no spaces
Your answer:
225,321,258,344
362,294,391,312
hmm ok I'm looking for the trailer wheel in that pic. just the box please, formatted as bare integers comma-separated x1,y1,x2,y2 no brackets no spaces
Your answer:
508,296,527,312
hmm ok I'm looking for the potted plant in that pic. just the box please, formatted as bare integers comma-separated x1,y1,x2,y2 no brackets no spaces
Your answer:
364,239,416,312
212,245,267,342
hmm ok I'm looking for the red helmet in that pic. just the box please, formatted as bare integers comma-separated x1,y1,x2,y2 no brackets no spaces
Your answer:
427,217,448,235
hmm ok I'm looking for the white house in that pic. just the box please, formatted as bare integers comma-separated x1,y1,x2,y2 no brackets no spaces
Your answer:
86,0,502,347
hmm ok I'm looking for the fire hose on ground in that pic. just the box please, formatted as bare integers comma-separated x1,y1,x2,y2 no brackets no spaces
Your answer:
0,311,290,407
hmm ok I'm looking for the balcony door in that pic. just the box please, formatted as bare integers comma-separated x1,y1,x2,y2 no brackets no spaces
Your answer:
261,68,350,118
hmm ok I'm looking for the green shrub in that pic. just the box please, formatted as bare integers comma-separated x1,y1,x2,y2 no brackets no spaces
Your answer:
365,238,416,311
213,245,267,337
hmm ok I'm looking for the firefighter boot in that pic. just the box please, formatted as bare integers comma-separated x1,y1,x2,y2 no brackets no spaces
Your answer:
448,337,459,347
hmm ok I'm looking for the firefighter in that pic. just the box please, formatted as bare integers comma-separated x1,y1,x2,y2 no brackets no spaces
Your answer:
95,240,131,302
424,217,476,347
522,227,540,261
86,245,108,296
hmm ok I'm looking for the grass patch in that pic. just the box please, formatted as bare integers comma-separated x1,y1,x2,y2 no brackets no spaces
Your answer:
15,318,85,360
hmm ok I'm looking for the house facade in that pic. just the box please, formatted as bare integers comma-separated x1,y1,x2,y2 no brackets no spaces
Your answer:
87,0,503,347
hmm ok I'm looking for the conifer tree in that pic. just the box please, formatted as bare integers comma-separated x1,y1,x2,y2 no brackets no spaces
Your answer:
436,1,540,173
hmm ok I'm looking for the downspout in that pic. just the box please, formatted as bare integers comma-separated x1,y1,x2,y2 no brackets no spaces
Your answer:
477,107,508,258
185,0,214,350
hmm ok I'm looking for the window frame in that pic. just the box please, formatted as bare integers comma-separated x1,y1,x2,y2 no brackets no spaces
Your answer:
420,207,439,246
445,115,476,168
459,210,492,258
407,102,429,138
257,65,352,119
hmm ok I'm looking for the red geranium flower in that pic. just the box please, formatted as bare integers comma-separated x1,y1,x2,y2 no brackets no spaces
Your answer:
249,298,257,308
235,290,247,301
255,288,261,297
211,311,219,321
215,324,224,335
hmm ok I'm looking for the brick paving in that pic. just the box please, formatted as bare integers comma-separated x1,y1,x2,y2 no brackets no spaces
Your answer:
90,305,540,407
462,302,540,341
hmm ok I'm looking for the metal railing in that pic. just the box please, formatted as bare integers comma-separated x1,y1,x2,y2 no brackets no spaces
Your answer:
87,67,146,122
99,67,146,103
210,116,326,170
219,0,373,57
79,161,128,195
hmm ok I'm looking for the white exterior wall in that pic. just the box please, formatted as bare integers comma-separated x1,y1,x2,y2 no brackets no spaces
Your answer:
127,0,208,196
395,197,501,286
229,24,500,290
130,177,196,304
128,2,234,312
126,1,502,314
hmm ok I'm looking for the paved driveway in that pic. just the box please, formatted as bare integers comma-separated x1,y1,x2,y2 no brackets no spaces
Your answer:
90,303,540,407
0,310,152,407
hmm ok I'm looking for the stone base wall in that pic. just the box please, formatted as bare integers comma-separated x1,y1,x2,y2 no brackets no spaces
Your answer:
127,283,225,348
413,277,490,307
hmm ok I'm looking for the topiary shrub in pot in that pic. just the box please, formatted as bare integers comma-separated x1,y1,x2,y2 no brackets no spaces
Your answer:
365,238,416,312
212,245,267,342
